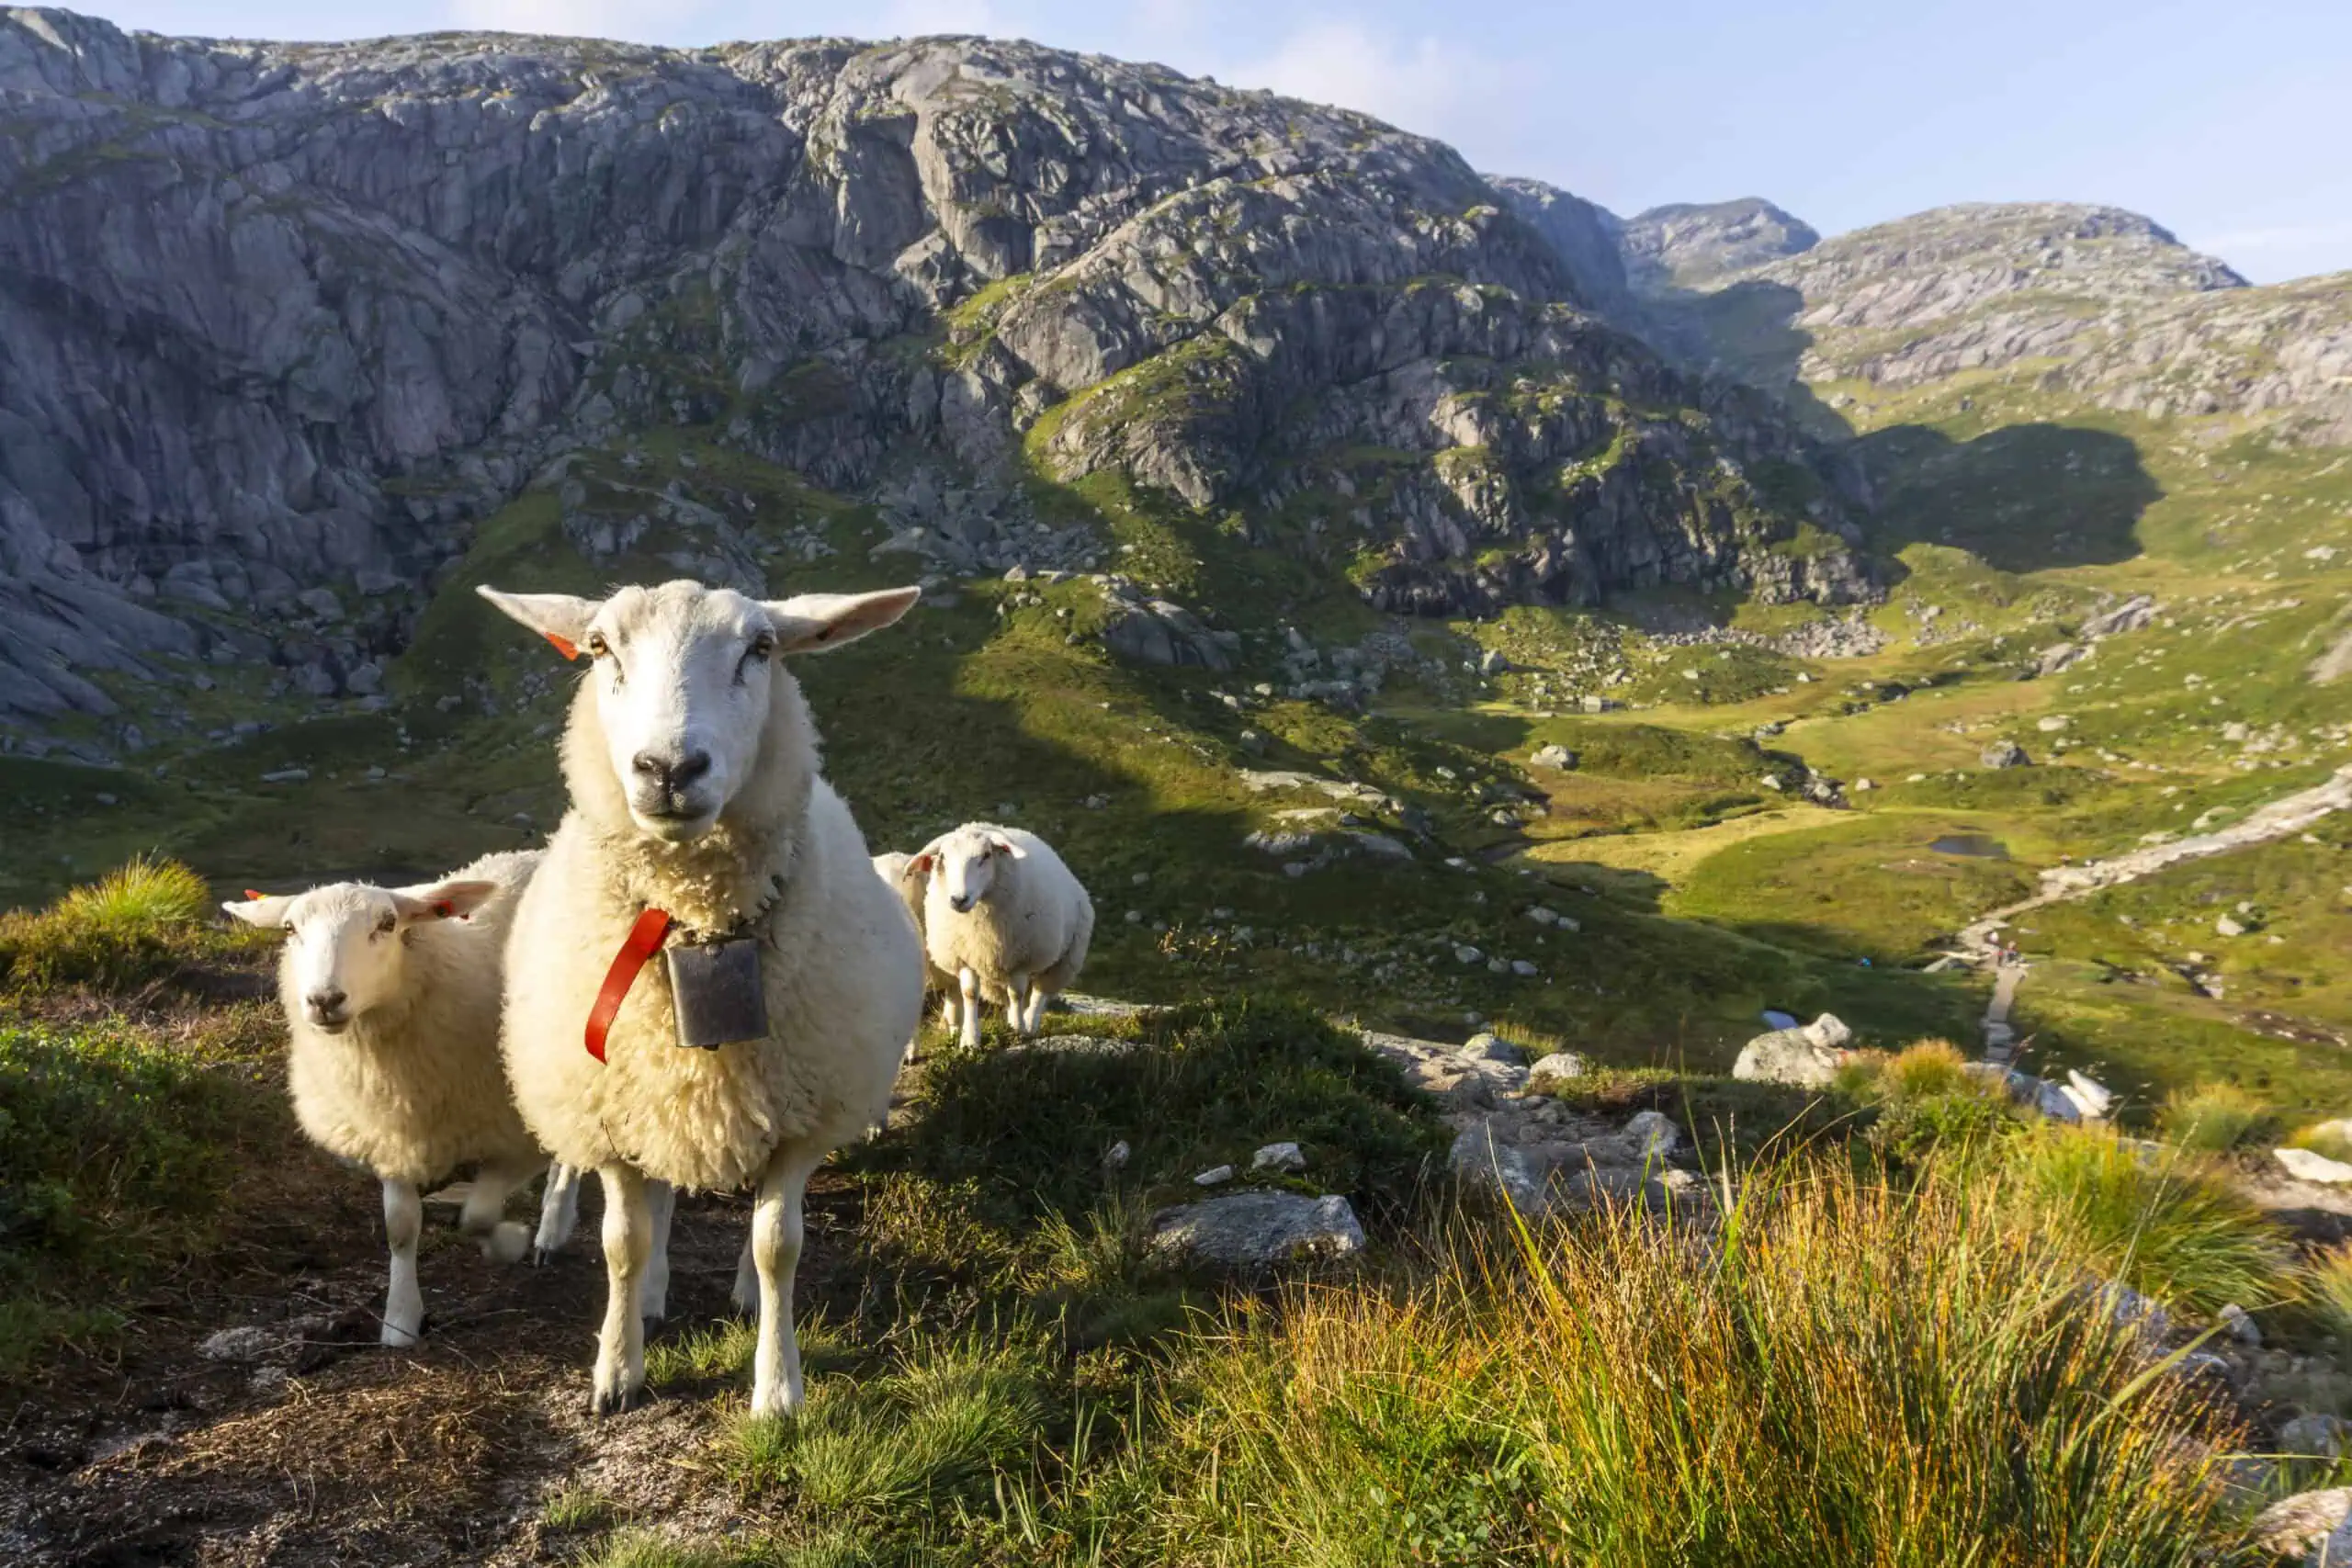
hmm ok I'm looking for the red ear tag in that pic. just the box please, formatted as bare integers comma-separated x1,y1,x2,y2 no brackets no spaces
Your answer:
544,632,581,661
433,901,455,919
244,889,266,900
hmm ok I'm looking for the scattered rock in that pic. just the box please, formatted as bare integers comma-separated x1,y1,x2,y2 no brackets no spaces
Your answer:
1148,1191,1365,1269
1459,1032,1525,1066
1981,739,2030,769
1625,1110,1680,1159
1251,1141,1306,1174
2280,1413,2351,1461
198,1325,273,1363
1449,1123,1550,1213
1530,743,1577,770
1525,1052,1588,1092
1193,1165,1235,1187
2277,1146,2352,1185
1102,1139,1130,1172
2217,914,2248,937
2221,1303,2263,1348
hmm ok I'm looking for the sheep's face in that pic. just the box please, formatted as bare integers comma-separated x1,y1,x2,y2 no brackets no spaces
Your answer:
223,878,499,1033
913,829,1023,915
476,580,920,843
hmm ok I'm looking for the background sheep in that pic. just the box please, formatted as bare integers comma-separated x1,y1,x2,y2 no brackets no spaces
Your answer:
480,579,925,1417
874,850,956,1037
908,824,1093,1050
224,852,548,1348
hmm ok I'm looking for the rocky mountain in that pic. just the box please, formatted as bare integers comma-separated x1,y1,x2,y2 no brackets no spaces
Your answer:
1615,199,2352,446
1617,197,1818,294
0,8,1870,747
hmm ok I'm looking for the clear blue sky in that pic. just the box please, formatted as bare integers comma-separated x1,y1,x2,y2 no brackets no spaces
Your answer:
79,1,2352,283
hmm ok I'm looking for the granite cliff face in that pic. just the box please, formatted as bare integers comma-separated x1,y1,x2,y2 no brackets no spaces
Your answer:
1617,197,1819,293
0,9,1866,745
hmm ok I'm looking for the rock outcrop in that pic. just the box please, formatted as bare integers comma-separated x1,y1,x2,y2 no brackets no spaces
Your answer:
1618,197,1819,293
0,11,1870,738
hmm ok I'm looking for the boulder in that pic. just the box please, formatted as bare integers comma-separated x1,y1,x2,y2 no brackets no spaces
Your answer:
2280,1414,2351,1461
1459,1032,1527,1066
1530,743,1577,770
1625,1110,1680,1159
1732,1013,1851,1087
1981,739,2030,769
1449,1123,1551,1214
1148,1191,1366,1269
2277,1146,2352,1185
2254,1488,2352,1562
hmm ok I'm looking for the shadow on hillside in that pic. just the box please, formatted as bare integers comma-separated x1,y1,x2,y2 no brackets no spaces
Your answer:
1853,422,2161,573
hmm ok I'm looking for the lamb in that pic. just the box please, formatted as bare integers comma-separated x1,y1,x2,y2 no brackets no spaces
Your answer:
224,852,550,1348
907,824,1094,1050
479,578,926,1416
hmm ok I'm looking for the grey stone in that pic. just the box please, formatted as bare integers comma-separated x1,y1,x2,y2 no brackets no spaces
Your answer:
1250,1141,1306,1174
2277,1146,2352,1185
1624,1110,1680,1159
1524,1052,1589,1092
1531,743,1577,770
1981,739,2030,769
2252,1487,2352,1562
2280,1414,2351,1461
198,1325,274,1363
1458,1032,1526,1066
1148,1191,1366,1269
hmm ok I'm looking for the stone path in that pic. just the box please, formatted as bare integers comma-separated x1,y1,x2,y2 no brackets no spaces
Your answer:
1954,764,2352,1064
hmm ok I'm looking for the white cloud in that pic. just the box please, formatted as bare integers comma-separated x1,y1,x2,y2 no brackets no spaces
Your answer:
1227,17,1536,152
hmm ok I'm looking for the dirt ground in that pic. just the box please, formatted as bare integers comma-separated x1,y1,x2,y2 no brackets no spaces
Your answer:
0,1163,865,1566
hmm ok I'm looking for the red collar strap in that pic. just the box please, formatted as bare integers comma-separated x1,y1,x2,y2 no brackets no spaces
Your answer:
586,908,671,1063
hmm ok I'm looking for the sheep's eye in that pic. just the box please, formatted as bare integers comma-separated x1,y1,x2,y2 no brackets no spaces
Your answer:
376,913,397,935
281,921,297,936
750,631,776,660
584,632,609,659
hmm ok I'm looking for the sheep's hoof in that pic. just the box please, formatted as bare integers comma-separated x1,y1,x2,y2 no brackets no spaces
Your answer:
590,1382,648,1417
380,1321,423,1349
532,1245,559,1268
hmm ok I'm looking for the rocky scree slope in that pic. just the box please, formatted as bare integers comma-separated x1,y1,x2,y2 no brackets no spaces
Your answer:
0,8,1870,749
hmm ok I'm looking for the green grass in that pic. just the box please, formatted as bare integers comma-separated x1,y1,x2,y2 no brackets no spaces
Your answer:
0,1013,277,1372
2003,1125,2292,1315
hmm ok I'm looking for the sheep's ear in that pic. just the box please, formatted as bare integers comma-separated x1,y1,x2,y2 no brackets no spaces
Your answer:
907,850,937,880
476,586,602,660
390,879,500,924
223,894,294,928
764,587,922,655
986,834,1026,860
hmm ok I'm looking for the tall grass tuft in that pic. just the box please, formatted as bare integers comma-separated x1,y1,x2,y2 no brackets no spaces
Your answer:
2160,1082,2274,1153
1117,1159,2251,1566
0,854,245,994
2005,1124,2292,1314
2303,1244,2352,1348
50,854,210,931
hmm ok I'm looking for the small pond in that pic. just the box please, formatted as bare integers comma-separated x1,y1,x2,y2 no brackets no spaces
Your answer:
1929,834,2011,860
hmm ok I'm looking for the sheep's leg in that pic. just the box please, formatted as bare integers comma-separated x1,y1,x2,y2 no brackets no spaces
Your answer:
639,1179,677,1324
381,1179,424,1348
957,966,982,1051
937,989,961,1033
459,1156,541,1265
534,1163,582,1264
1021,985,1050,1034
731,1226,757,1316
590,1164,652,1416
749,1144,825,1419
1007,973,1036,1037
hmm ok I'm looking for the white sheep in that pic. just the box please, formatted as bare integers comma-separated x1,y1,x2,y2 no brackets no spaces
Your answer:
224,852,549,1348
478,578,926,1417
907,823,1093,1050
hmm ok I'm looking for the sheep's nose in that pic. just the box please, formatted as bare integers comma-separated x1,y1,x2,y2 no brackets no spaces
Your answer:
632,750,712,791
306,987,346,1015
949,894,975,913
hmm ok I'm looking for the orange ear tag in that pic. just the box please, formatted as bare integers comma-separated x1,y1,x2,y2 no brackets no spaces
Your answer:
544,633,581,660
244,889,267,900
